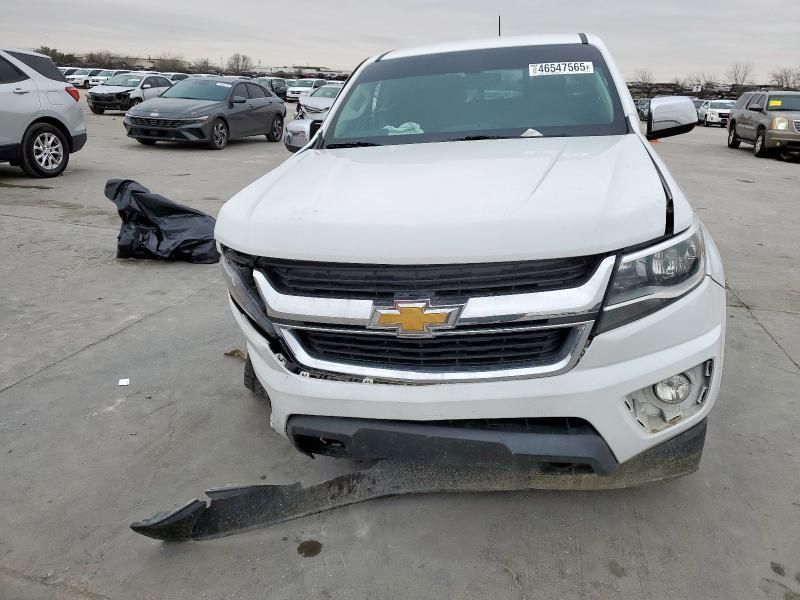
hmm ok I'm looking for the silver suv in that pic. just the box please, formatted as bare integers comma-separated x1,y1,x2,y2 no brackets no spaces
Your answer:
0,48,87,177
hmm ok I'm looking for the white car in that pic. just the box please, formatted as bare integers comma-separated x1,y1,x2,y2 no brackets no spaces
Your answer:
86,72,171,114
215,34,725,487
65,68,103,88
698,99,735,127
88,69,130,87
285,78,326,102
160,72,190,83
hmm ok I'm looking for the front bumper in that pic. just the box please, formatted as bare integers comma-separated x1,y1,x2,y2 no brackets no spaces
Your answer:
705,113,729,124
123,117,213,143
231,276,726,466
87,94,131,111
765,130,800,150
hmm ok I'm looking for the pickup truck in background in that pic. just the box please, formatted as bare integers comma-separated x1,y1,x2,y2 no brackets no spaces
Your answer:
215,34,726,486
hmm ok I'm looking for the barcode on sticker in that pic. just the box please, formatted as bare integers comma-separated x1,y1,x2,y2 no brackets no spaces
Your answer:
529,62,594,76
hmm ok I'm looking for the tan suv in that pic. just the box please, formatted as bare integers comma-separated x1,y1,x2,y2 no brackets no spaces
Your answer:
727,90,800,158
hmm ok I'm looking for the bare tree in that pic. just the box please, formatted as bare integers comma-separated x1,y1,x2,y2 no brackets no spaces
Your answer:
226,53,252,74
635,68,654,85
191,57,213,73
700,72,718,89
672,76,689,90
156,53,185,72
770,67,800,89
83,50,116,68
726,62,753,86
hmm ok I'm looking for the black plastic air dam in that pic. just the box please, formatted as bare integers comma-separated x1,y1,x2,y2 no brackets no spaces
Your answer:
130,419,706,541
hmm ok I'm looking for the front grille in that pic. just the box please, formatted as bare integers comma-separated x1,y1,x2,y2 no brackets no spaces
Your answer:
129,116,185,128
258,256,601,300
294,326,570,370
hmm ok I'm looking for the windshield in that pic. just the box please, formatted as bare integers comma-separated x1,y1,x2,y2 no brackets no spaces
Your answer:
312,85,341,98
710,101,734,109
161,78,232,101
71,69,90,76
106,74,143,87
767,94,800,111
325,44,626,147
293,80,315,88
96,71,114,77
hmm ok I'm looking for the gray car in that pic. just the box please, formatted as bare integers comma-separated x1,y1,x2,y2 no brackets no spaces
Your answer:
0,48,87,177
727,90,800,158
295,83,343,120
123,77,286,149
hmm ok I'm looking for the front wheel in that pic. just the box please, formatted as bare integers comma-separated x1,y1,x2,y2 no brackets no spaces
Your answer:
754,129,771,158
727,124,741,149
267,114,284,142
703,116,708,127
19,123,69,178
207,118,228,150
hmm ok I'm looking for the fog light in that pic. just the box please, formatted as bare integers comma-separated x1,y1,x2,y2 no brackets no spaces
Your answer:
653,374,691,404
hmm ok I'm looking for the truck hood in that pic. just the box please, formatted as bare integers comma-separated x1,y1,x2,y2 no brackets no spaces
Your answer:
216,135,675,264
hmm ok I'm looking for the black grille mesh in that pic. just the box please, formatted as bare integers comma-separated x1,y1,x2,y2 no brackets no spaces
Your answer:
295,327,570,370
258,256,601,300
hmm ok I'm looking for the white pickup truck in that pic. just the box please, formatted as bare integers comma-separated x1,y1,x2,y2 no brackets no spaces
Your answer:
215,34,726,486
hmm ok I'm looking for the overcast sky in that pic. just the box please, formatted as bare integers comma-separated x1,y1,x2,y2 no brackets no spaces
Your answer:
3,0,798,81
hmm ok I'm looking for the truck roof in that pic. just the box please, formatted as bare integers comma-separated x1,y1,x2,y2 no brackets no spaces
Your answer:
381,33,591,61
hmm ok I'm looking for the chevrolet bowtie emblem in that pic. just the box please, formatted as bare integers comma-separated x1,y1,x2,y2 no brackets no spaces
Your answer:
368,300,463,337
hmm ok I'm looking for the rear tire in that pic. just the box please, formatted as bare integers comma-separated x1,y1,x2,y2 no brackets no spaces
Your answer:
727,124,741,149
754,128,771,158
207,118,228,150
136,138,156,145
90,107,105,115
19,123,69,178
266,114,284,142
703,116,708,127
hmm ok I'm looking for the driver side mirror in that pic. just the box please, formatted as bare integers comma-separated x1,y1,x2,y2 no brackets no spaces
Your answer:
647,96,697,140
231,95,246,104
748,104,763,112
142,84,151,89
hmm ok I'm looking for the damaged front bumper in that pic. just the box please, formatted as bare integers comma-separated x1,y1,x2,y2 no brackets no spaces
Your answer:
130,418,706,541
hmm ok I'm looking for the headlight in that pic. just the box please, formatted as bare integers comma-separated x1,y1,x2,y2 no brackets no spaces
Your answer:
596,222,706,333
219,246,277,338
770,117,789,130
187,115,210,123
710,111,718,117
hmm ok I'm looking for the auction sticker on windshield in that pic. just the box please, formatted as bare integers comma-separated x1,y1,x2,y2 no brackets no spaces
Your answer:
529,62,594,76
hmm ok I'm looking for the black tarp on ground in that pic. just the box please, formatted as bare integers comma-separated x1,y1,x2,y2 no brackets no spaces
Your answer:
105,179,220,264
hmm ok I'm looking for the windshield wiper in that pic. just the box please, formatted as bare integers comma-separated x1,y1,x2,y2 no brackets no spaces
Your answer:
440,135,516,142
325,141,383,149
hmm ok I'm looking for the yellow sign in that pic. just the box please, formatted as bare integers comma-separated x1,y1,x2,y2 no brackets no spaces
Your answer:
370,301,462,336
769,99,782,107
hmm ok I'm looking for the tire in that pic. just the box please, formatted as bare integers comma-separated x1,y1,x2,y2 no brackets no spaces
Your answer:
19,123,69,178
136,138,156,145
754,128,771,158
703,116,708,127
207,118,228,150
244,357,270,403
90,107,104,115
266,114,284,142
727,124,740,149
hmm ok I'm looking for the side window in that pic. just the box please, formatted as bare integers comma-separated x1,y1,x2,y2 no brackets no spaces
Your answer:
6,51,65,81
156,77,171,87
746,94,763,110
247,83,267,98
142,77,156,88
702,102,710,109
0,56,29,84
734,93,752,110
233,83,250,99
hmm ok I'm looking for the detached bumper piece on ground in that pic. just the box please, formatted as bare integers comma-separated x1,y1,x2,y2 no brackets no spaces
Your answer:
105,179,220,264
130,419,706,542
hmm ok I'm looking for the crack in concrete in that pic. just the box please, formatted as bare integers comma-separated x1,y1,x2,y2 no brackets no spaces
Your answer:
727,286,800,372
0,284,216,395
0,566,111,600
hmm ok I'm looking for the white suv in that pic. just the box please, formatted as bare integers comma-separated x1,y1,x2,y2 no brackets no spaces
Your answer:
215,35,725,486
0,48,87,177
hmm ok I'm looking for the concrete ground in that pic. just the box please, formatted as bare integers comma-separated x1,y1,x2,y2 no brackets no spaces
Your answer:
1,98,798,600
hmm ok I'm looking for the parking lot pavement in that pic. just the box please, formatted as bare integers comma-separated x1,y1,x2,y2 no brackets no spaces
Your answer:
1,109,798,599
